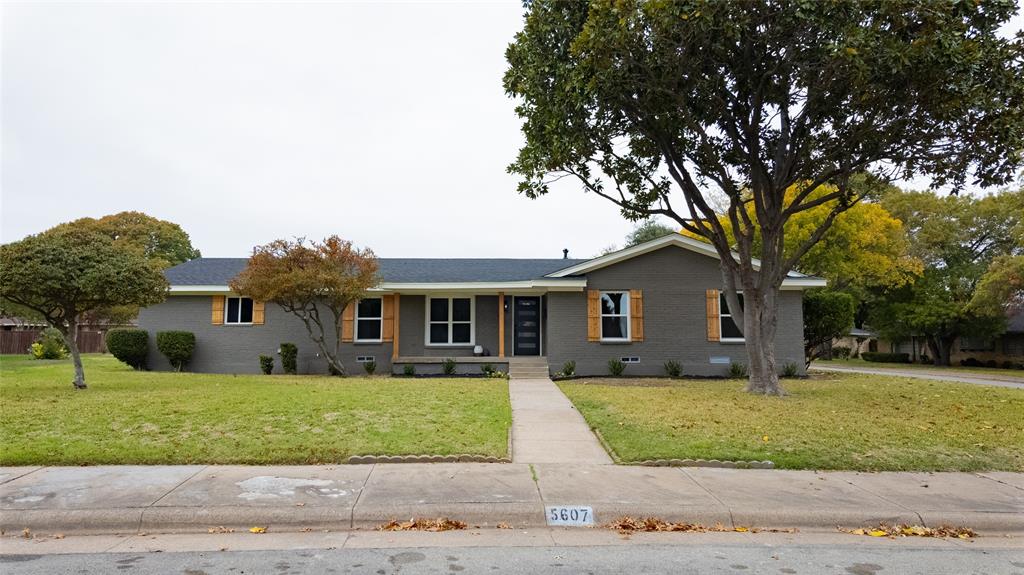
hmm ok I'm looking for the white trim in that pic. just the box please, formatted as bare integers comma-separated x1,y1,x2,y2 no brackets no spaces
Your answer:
354,297,383,343
544,234,826,289
424,295,476,347
599,290,631,342
169,279,587,295
224,296,254,325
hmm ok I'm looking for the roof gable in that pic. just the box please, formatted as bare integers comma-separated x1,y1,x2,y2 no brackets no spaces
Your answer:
545,234,825,288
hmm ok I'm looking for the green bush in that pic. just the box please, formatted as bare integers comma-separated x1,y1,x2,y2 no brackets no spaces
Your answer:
481,363,495,376
664,360,682,378
608,359,626,376
442,357,457,375
861,352,910,363
363,360,377,375
280,343,297,374
105,328,148,369
782,362,799,378
156,331,195,371
259,355,274,375
30,328,68,360
831,346,851,360
561,360,576,377
403,364,416,376
728,361,748,378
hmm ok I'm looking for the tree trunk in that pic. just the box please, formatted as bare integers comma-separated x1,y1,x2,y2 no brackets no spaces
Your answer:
926,336,953,366
63,319,87,390
743,287,784,396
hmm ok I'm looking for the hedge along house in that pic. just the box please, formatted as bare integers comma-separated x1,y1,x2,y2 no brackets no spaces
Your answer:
138,234,825,376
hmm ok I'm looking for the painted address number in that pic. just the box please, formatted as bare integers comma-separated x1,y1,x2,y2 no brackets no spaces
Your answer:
545,505,594,526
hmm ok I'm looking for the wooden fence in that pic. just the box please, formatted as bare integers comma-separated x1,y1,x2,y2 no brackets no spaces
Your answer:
0,328,113,355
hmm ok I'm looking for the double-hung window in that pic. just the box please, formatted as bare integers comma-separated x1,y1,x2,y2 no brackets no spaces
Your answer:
225,297,254,324
719,292,744,342
427,296,473,345
355,298,383,342
599,291,630,341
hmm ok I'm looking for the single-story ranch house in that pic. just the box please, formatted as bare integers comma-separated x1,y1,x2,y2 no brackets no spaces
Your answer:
138,235,825,377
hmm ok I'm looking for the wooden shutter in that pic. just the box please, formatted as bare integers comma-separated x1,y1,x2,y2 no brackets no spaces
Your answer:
587,289,600,342
252,301,265,325
382,295,395,342
630,289,644,342
341,303,355,343
211,296,225,325
706,289,721,342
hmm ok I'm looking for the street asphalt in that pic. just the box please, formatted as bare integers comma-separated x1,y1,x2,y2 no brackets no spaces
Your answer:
2,532,1022,575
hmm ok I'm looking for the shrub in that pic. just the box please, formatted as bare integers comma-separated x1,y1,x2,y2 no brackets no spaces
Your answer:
608,358,625,376
728,362,748,378
105,328,147,369
984,359,998,368
481,363,495,376
363,360,377,375
442,357,457,375
259,355,274,375
664,360,682,378
960,357,982,367
561,360,576,377
831,346,851,360
861,352,910,363
280,343,298,375
30,328,68,360
403,364,416,376
782,362,799,378
1001,360,1015,370
156,331,195,371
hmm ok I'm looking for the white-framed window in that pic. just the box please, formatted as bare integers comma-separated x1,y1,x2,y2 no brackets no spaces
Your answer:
356,355,375,363
720,292,744,342
600,291,630,341
426,296,474,346
225,297,254,324
355,298,383,342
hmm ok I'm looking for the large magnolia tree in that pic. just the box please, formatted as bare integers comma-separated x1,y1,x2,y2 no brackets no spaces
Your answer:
504,0,1023,394
229,236,378,376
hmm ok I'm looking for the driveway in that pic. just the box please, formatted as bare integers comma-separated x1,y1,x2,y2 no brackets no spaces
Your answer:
812,364,1024,390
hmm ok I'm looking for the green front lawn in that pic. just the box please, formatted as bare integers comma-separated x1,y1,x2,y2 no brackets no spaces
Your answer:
560,374,1023,471
0,355,511,465
814,358,1024,379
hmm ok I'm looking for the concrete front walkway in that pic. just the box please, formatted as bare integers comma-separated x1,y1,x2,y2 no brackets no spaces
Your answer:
812,364,1024,389
2,465,1021,537
508,378,613,465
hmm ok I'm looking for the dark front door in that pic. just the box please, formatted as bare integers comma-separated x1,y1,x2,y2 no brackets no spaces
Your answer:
514,296,541,356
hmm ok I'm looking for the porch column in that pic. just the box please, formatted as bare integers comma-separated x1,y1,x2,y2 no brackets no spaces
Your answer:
392,293,401,361
498,292,505,358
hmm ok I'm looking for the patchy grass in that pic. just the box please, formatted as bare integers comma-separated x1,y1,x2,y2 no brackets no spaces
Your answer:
560,373,1024,471
0,354,511,465
814,358,1024,380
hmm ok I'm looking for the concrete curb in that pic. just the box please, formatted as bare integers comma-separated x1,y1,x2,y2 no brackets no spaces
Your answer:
5,503,1022,537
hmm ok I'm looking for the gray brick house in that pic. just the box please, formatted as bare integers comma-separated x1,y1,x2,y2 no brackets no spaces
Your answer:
138,234,824,376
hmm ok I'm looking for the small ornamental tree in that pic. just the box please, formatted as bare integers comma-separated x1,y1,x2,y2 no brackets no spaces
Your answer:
504,1,1023,394
802,290,855,367
230,237,379,376
156,331,195,371
0,227,168,389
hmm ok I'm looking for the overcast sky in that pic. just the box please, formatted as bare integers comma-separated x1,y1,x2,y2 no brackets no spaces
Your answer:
2,2,1021,259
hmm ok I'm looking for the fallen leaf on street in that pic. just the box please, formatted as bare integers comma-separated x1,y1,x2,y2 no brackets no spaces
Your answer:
249,526,267,534
377,518,467,532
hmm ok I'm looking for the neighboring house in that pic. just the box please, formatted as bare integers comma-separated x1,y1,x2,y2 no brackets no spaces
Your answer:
833,311,1024,367
137,235,825,376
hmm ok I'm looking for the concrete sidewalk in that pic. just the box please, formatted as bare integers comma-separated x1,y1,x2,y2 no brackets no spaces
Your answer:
2,465,1021,537
509,378,612,464
812,364,1024,389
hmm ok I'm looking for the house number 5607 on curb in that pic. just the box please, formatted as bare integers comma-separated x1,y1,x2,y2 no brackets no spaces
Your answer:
545,505,594,526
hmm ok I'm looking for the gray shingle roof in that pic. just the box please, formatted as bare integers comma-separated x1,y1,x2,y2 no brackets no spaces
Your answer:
165,258,588,285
